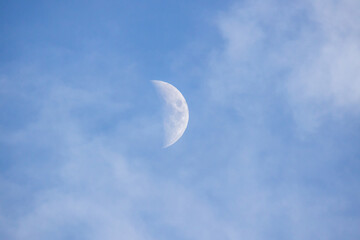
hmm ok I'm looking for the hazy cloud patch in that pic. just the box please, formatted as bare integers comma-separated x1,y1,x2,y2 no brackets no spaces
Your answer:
208,0,360,131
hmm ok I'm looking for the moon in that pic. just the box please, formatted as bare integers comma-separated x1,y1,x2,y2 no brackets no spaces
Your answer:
152,80,189,148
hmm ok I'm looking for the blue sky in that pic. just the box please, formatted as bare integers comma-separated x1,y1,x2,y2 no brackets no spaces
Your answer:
1,0,360,239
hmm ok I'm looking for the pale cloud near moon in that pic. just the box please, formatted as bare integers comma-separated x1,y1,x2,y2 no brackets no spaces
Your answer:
288,0,360,108
208,0,360,131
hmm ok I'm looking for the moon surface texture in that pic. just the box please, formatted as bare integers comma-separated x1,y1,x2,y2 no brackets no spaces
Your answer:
152,80,189,148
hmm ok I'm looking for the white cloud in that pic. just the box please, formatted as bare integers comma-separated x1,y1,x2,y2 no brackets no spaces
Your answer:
207,0,360,131
289,0,360,109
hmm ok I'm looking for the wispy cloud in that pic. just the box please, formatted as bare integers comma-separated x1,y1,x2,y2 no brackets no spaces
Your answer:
207,0,360,131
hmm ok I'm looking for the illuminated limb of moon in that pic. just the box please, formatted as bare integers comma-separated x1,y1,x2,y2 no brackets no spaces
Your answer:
152,80,189,148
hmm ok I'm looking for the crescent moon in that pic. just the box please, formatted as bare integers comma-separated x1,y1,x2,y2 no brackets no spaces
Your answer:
152,80,189,148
